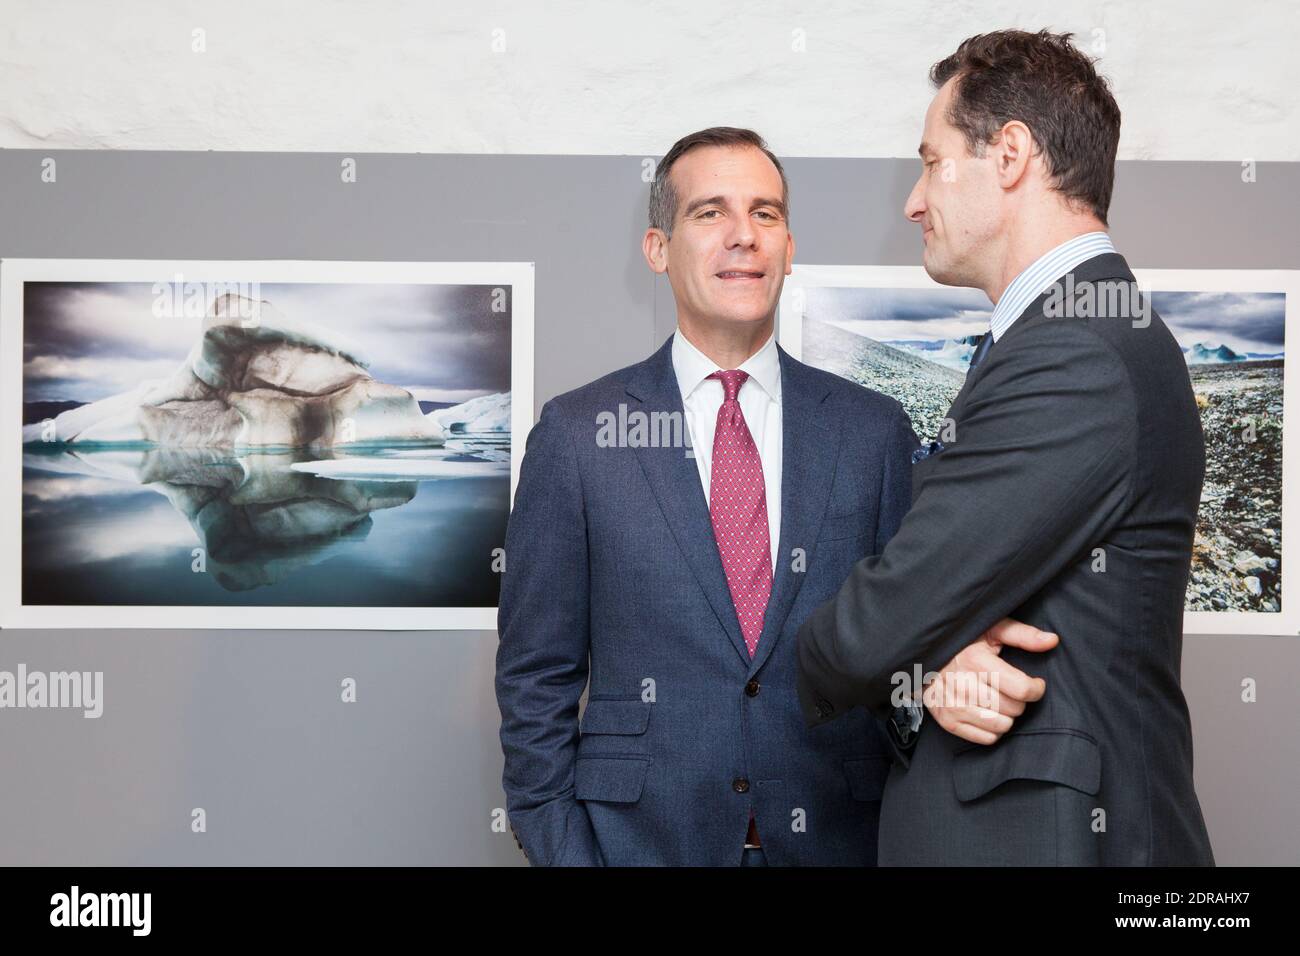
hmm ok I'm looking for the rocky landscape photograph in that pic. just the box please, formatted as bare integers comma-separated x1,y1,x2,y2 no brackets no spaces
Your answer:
7,263,525,627
790,278,1288,624
1156,290,1285,617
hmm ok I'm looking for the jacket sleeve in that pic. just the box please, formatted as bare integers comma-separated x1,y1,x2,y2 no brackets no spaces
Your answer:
495,398,603,866
871,403,923,763
875,402,920,554
797,320,1137,726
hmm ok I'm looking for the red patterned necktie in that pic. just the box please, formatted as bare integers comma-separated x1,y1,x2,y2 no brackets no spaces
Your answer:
707,369,772,657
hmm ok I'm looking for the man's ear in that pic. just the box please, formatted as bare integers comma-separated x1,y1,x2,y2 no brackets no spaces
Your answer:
994,120,1034,191
785,230,796,275
642,228,669,274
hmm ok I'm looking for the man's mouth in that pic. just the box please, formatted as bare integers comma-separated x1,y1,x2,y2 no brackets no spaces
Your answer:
715,270,765,281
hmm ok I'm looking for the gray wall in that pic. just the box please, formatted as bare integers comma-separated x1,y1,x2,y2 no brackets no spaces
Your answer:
0,151,1296,865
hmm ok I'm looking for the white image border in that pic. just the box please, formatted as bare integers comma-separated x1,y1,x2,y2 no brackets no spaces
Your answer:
0,258,534,630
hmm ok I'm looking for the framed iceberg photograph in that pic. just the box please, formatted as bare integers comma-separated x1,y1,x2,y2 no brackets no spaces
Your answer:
779,265,1298,637
1,259,533,629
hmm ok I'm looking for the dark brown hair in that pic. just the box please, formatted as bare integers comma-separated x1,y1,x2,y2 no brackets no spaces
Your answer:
649,127,788,237
930,30,1121,224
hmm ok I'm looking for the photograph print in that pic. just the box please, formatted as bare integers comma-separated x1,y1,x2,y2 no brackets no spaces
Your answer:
1,259,534,629
779,265,1297,636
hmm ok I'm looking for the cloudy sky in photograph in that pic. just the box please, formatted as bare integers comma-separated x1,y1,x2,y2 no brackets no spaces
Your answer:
805,286,993,343
1153,291,1285,356
806,286,1287,356
23,280,513,404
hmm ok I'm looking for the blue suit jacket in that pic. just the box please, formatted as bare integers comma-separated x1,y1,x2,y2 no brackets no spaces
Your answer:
495,333,917,865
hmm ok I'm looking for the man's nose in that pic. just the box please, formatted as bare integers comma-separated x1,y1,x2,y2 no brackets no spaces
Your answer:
904,176,926,223
725,214,758,249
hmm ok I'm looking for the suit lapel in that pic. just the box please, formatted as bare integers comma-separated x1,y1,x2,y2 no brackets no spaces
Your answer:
625,335,751,665
746,347,838,677
626,337,841,671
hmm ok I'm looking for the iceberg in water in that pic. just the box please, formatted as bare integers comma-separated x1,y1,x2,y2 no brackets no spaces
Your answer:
927,337,979,371
883,335,981,372
23,294,445,449
1184,342,1247,365
431,391,511,434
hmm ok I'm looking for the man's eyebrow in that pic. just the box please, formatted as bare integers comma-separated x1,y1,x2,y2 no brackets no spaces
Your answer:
918,142,935,159
682,195,727,217
681,195,788,217
752,197,787,216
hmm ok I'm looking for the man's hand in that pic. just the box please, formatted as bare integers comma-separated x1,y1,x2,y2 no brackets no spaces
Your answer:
921,618,1059,746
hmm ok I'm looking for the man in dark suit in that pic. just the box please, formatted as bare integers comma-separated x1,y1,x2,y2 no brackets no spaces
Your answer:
495,126,1053,865
797,30,1215,865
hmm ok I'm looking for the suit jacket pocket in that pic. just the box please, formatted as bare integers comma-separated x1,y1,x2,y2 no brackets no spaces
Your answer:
580,697,651,735
575,755,650,803
843,755,890,801
817,507,871,543
952,728,1101,802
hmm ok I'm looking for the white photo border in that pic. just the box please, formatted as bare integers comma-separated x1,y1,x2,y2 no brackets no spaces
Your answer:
0,258,534,630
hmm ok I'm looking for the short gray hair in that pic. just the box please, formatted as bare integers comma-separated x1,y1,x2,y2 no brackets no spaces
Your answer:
648,127,789,237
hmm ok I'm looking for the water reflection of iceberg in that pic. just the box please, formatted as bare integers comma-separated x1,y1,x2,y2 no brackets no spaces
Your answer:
22,444,504,593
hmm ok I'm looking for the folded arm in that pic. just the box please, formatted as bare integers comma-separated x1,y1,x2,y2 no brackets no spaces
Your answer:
797,321,1137,726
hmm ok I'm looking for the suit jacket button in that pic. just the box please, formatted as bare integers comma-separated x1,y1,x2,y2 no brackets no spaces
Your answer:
732,777,750,794
745,679,760,697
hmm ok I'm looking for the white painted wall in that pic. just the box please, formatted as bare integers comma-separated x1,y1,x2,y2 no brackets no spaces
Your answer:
0,0,1295,159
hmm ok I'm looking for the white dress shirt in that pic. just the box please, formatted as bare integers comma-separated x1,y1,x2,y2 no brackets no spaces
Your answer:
671,327,783,575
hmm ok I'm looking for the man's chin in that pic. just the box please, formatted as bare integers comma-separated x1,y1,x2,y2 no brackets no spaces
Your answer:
921,253,963,289
699,308,776,332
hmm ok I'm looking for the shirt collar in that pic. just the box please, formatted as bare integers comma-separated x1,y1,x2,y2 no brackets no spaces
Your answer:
989,231,1116,342
671,326,782,403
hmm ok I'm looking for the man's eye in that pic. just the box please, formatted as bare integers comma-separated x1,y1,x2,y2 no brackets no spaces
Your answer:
755,211,777,220
698,209,719,218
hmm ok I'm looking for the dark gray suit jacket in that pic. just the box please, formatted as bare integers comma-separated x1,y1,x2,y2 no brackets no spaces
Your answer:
796,252,1215,866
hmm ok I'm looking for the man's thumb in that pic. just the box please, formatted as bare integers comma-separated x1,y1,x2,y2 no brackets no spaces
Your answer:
998,624,1060,652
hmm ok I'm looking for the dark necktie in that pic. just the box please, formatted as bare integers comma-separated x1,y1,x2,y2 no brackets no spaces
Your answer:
967,331,994,375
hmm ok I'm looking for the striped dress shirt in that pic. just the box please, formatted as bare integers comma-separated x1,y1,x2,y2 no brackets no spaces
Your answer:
988,231,1117,342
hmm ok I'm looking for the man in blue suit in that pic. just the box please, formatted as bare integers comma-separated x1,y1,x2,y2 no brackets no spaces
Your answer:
495,127,1053,866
